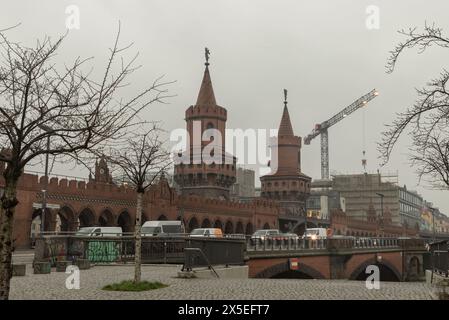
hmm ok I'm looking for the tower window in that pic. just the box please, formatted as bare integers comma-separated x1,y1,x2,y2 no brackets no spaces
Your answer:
207,122,214,129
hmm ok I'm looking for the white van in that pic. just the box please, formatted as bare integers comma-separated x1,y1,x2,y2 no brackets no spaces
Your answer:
75,226,122,237
141,221,184,237
303,228,328,240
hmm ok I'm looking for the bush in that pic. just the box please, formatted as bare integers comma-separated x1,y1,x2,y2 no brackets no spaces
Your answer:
102,280,168,292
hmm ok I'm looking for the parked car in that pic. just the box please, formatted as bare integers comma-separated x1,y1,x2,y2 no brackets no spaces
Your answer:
302,228,329,240
141,220,184,237
190,228,223,238
75,226,122,237
283,233,300,241
251,229,280,243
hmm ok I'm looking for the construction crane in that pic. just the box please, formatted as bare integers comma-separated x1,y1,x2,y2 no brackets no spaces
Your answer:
303,89,379,180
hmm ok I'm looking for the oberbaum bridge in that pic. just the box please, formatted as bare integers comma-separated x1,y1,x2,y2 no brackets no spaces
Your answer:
2,53,447,281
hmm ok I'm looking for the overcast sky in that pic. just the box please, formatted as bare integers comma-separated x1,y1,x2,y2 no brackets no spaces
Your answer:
2,0,449,213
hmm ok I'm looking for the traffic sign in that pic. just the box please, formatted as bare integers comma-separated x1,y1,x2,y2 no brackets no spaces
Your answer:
32,202,61,210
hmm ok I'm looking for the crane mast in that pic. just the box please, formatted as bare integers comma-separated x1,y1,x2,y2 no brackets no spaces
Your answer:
304,89,378,180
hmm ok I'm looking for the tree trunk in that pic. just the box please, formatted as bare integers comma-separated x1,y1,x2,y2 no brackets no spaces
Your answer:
134,191,143,283
0,176,19,300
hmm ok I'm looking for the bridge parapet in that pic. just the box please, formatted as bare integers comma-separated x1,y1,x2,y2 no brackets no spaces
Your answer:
246,237,426,253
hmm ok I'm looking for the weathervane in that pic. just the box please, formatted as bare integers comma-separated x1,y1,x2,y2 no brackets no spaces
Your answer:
205,47,210,66
283,89,288,106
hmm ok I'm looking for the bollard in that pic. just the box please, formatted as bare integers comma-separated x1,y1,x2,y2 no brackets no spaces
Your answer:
56,260,71,272
33,260,51,274
12,264,26,276
75,258,91,270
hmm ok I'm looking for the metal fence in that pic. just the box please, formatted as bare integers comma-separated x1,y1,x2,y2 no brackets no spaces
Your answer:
34,235,245,266
429,240,449,277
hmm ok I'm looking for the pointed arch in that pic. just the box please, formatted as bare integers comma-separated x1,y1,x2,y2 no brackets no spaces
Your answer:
201,218,211,228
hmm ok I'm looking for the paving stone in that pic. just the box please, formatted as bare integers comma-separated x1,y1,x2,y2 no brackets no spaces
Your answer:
9,265,432,300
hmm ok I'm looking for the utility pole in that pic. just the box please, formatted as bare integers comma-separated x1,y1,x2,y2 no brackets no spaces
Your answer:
431,207,436,242
39,125,52,234
376,193,384,237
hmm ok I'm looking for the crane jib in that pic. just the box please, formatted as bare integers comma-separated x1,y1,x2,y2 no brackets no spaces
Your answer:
303,89,378,144
302,88,378,180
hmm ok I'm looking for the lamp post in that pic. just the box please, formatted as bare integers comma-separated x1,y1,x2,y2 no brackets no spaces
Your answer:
431,206,436,242
39,125,52,234
375,193,384,237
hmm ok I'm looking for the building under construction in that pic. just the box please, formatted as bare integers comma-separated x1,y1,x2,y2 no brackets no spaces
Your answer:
311,172,423,228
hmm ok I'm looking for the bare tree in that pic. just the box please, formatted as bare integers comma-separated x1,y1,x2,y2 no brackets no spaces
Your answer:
103,125,171,283
379,23,449,189
0,26,172,299
410,134,449,188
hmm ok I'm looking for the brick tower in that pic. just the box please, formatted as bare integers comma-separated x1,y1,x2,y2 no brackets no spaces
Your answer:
260,90,311,216
174,49,236,199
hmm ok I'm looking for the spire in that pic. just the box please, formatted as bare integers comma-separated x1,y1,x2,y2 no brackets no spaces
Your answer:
278,89,294,136
196,47,216,106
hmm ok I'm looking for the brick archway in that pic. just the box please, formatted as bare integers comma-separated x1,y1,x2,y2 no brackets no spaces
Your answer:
406,255,422,280
58,206,77,231
235,221,244,234
349,257,401,281
214,219,223,231
245,223,253,235
31,208,52,232
254,261,325,279
78,208,95,228
201,218,211,228
99,209,114,226
117,211,132,233
188,217,199,232
224,220,234,234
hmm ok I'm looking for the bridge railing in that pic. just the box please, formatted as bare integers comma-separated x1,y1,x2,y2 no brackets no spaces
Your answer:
246,236,424,252
352,238,399,249
246,237,327,251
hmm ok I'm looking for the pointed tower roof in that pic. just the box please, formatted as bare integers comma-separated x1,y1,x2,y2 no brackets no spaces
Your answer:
196,48,216,106
278,89,294,136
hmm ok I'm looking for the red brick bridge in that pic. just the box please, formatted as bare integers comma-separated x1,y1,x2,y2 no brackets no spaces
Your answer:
246,238,427,281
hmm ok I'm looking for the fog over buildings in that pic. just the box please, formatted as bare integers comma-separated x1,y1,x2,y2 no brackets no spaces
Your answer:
2,0,448,213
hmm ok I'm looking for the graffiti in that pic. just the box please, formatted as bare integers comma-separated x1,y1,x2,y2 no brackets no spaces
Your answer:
46,239,67,266
87,240,120,263
68,238,84,261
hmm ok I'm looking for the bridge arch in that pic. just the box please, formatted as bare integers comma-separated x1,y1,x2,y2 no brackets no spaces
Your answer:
117,211,132,233
201,218,211,228
235,221,244,234
99,209,114,226
349,258,401,282
254,262,325,279
78,208,96,228
30,208,52,233
224,220,234,234
57,206,77,231
188,217,199,232
214,219,223,231
245,223,253,235
406,255,422,280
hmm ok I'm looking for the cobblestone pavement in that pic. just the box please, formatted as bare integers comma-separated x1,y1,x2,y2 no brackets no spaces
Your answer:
9,264,432,300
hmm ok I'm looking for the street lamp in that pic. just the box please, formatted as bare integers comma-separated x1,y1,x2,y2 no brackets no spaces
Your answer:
304,199,308,237
375,193,384,237
39,124,52,234
430,206,436,242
